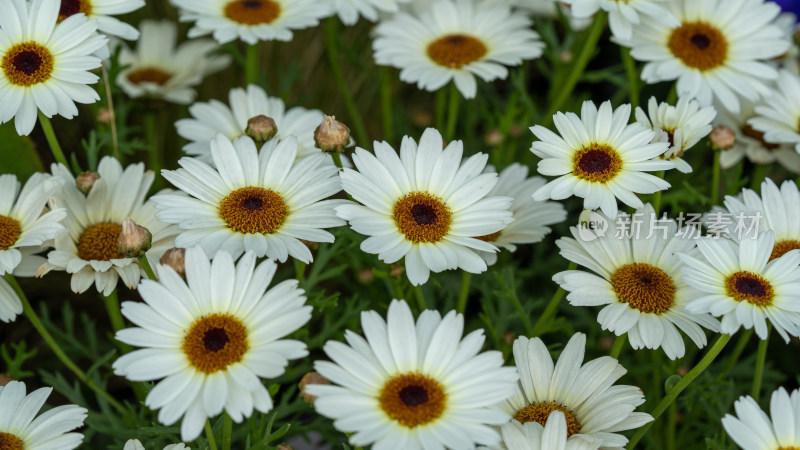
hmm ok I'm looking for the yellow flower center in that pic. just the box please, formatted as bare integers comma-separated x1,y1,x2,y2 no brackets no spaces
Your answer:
725,271,774,306
427,34,488,68
0,215,22,250
2,42,54,87
393,192,452,243
611,263,676,314
379,373,446,428
0,431,24,450
668,22,728,71
127,67,173,86
77,223,124,261
514,401,582,437
182,313,249,374
572,144,623,183
219,186,288,235
770,239,800,261
224,0,281,25
58,0,92,21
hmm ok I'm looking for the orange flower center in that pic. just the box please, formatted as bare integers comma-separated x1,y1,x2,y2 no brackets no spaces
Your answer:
58,0,92,21
379,373,446,428
393,192,452,243
77,223,124,261
611,263,676,314
2,42,54,87
127,67,173,86
514,401,582,437
668,21,728,71
572,144,623,183
219,186,288,235
182,313,249,374
0,431,24,450
0,215,22,250
771,239,800,261
427,34,488,68
224,0,281,25
725,271,774,306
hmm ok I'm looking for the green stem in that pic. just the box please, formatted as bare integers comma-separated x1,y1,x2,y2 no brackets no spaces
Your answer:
626,333,731,449
138,255,157,281
414,285,427,311
101,63,121,160
143,112,161,177
751,325,770,402
609,334,627,359
456,272,472,314
222,412,233,450
717,328,752,381
332,152,344,170
380,67,394,144
38,113,69,168
666,395,677,450
711,150,721,205
652,170,666,214
750,164,770,191
294,260,307,286
621,46,639,110
245,43,260,85
508,288,535,337
205,420,218,450
325,18,369,147
445,83,460,141
103,290,126,332
435,89,446,131
531,261,577,336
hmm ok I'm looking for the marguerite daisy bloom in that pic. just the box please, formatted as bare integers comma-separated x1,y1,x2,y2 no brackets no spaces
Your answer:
0,0,108,136
57,0,145,40
748,70,800,152
481,411,601,450
503,334,653,449
635,96,716,173
307,299,519,450
154,134,347,262
170,0,330,45
624,0,789,114
531,100,673,218
722,387,800,450
337,128,514,286
175,84,324,163
0,277,22,322
37,157,180,295
562,0,677,41
124,440,188,450
0,380,88,449
113,247,312,441
373,0,544,99
679,231,800,341
331,0,411,25
116,20,231,105
554,204,720,359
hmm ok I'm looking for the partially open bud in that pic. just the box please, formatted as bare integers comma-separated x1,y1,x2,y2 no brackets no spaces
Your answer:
118,217,152,258
314,115,350,153
710,125,736,151
76,171,100,194
160,248,186,276
246,115,278,146
299,371,330,405
0,374,13,387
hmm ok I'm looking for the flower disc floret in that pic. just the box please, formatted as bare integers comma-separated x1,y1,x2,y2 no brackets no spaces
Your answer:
379,373,447,428
58,0,92,21
668,22,728,71
218,186,288,235
725,271,774,307
514,401,582,437
572,144,623,183
224,0,280,24
1,42,54,87
611,263,676,314
392,192,452,243
77,223,124,261
0,216,21,250
772,240,800,261
182,313,249,374
427,34,487,68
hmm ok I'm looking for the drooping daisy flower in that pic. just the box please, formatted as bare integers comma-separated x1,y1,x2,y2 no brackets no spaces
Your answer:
0,380,88,449
37,157,180,295
748,70,800,152
562,0,677,41
116,20,231,105
474,163,566,266
624,0,789,114
481,411,601,450
502,334,653,448
57,0,145,40
175,84,324,163
373,0,544,99
635,96,717,173
331,0,411,25
554,204,720,359
113,247,312,441
531,100,673,218
679,231,800,341
170,0,330,45
307,299,518,450
337,128,513,286
722,387,800,450
124,440,188,450
0,0,108,135
154,134,346,262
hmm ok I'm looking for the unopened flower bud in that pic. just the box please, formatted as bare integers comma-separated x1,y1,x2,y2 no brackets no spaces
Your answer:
299,371,330,405
76,171,100,194
96,108,113,124
559,50,573,64
118,217,152,258
485,129,503,147
160,248,186,276
710,125,735,151
390,264,404,278
357,268,375,284
276,445,294,450
503,332,515,345
314,116,350,153
246,115,278,146
0,374,13,387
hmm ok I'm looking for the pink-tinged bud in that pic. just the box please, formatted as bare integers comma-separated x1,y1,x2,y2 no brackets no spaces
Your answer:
246,115,278,146
709,125,735,151
314,116,350,153
160,248,186,276
117,217,152,258
76,171,100,194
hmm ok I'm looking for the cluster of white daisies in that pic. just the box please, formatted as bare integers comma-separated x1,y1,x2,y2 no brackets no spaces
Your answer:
2,0,800,449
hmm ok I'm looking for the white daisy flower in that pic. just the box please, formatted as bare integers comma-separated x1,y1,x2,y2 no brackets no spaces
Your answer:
679,231,800,341
562,0,677,41
0,246,52,322
116,20,231,105
337,128,514,286
373,0,544,99
722,387,800,450
37,157,180,296
0,0,108,136
475,163,566,266
503,334,653,449
154,134,347,262
0,380,88,449
531,100,673,219
307,299,518,450
748,70,800,152
57,0,145,40
175,84,324,163
0,277,22,322
170,0,330,45
123,439,188,450
634,96,717,173
113,247,312,442
481,410,601,450
331,0,411,25
554,204,720,359
624,0,789,114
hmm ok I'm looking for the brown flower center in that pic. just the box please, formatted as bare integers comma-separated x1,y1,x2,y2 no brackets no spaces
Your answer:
611,263,676,314
743,124,780,151
0,431,24,450
58,0,92,21
127,67,173,86
77,223,124,261
668,22,728,71
393,192,452,243
572,144,623,183
219,186,288,235
2,42,54,87
427,34,488,68
771,239,800,261
224,0,281,25
182,313,248,374
379,373,446,428
514,401,582,437
725,271,774,306
0,215,22,250
475,230,502,242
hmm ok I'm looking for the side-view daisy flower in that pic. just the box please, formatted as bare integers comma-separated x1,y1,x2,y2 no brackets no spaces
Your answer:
337,128,514,286
57,0,146,40
116,20,231,105
722,387,800,450
154,134,347,262
175,84,324,162
748,70,800,152
124,439,188,450
531,100,673,218
482,411,601,450
330,0,411,25
503,334,653,448
0,380,88,449
308,299,519,450
562,0,677,41
0,0,108,135
679,231,800,341
373,0,544,99
113,247,312,441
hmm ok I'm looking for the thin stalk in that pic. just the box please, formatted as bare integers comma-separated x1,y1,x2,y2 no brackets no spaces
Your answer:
222,412,233,450
332,152,344,170
414,285,428,311
609,334,626,359
621,46,639,110
294,260,307,286
531,261,577,336
666,395,677,450
717,328,753,381
711,150,721,205
751,326,770,402
101,63,120,160
750,164,770,191
626,333,732,449
103,290,126,332
143,112,161,177
38,113,69,168
205,420,218,450
245,43,260,85
652,170,666,214
325,18,369,147
380,67,394,143
435,89,446,131
138,255,157,281
507,288,535,337
445,83,460,141
456,272,472,314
